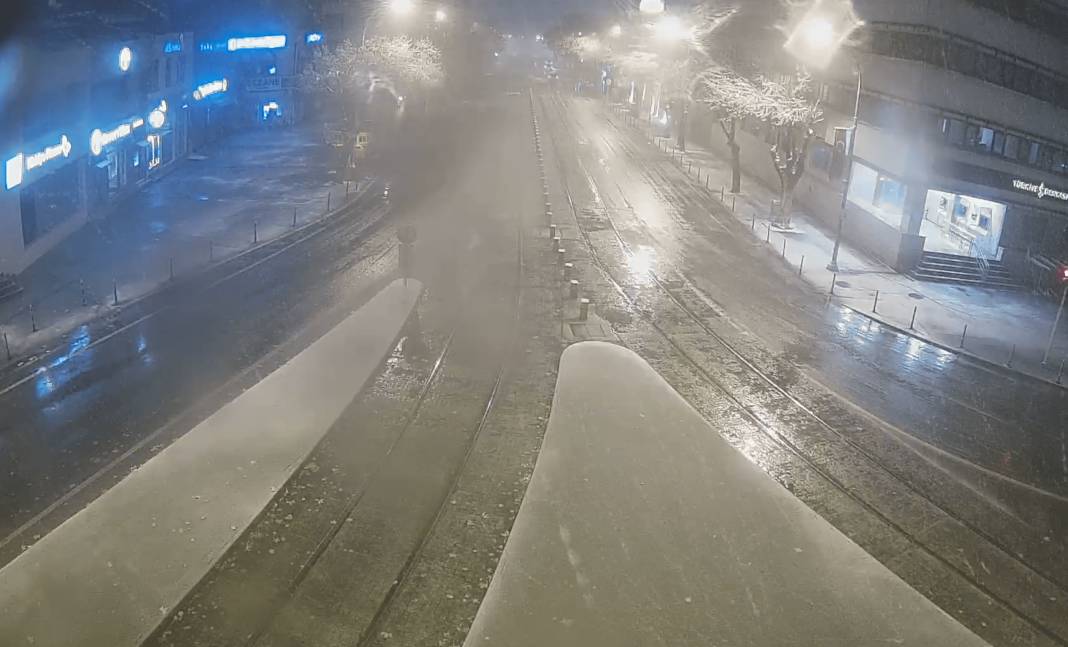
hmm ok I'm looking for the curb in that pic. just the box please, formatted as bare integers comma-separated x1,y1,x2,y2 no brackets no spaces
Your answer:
605,104,1068,392
842,304,1067,391
0,181,379,377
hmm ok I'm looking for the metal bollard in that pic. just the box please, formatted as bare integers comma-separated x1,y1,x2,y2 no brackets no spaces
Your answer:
552,235,561,250
293,208,297,227
253,221,258,244
731,195,736,213
549,224,557,239
579,298,590,321
3,332,9,361
30,305,36,333
1007,344,1016,368
569,279,579,298
557,248,566,264
781,238,787,258
688,161,692,174
327,192,332,212
1058,359,1065,385
113,279,119,306
751,212,756,230
210,240,215,262
960,324,968,348
799,256,805,277
345,180,350,197
80,279,87,306
169,257,175,281
705,175,710,189
830,273,837,295
563,262,574,280
872,290,879,313
545,202,552,213
765,224,771,243
909,306,917,330
721,186,725,201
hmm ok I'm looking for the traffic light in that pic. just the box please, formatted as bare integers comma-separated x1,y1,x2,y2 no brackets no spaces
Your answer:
1058,265,1068,284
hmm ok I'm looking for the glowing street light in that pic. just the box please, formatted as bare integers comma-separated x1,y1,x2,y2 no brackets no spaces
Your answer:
782,0,864,273
435,8,447,22
653,15,691,43
610,24,623,38
389,0,415,17
640,0,665,14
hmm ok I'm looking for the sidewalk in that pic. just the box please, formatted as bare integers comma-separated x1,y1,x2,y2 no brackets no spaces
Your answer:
0,127,361,365
608,103,1068,386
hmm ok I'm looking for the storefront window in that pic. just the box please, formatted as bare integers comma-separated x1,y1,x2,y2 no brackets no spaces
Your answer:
847,161,906,228
976,126,995,152
19,163,81,247
920,190,1005,258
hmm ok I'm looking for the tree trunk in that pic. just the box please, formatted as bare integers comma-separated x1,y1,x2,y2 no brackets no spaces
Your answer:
722,118,741,194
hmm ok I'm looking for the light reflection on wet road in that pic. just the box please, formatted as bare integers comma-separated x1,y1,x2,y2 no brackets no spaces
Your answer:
548,93,1068,500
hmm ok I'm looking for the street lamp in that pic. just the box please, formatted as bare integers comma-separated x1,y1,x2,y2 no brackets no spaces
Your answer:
435,7,447,22
653,15,690,43
610,24,623,38
389,0,415,17
640,0,665,14
784,2,862,273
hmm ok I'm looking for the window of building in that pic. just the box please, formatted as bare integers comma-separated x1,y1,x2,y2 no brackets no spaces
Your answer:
1053,149,1068,174
847,161,905,228
992,131,1005,156
1003,134,1021,160
1028,141,1041,165
946,118,966,146
976,126,995,152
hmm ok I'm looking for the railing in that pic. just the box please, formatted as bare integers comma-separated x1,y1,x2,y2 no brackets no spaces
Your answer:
970,240,990,280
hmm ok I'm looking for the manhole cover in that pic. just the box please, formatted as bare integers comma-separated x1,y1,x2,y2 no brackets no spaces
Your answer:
908,292,925,300
835,280,852,288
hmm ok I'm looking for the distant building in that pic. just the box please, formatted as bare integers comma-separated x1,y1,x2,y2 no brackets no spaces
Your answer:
0,23,195,274
811,0,1068,276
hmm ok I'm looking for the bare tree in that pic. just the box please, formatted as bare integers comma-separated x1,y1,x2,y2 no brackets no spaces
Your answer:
302,36,443,97
692,68,763,194
759,72,823,228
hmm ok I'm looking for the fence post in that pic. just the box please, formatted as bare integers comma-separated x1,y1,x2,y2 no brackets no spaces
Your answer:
960,324,968,348
872,290,879,313
909,306,917,330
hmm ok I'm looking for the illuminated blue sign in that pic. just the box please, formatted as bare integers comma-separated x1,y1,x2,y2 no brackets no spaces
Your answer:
193,78,228,100
306,32,324,44
5,134,73,190
163,40,182,54
227,35,287,51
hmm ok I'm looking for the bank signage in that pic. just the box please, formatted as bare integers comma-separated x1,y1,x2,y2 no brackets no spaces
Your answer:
1012,179,1068,202
5,134,73,190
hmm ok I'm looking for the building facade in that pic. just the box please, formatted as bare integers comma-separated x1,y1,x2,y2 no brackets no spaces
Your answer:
812,0,1068,273
0,31,195,274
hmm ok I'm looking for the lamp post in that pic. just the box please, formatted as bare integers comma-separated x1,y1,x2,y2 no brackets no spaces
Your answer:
784,7,863,273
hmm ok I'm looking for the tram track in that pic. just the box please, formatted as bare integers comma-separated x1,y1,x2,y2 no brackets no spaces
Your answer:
537,90,1068,647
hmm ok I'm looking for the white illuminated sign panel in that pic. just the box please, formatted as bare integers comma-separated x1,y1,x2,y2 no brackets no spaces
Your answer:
90,123,134,156
227,35,286,51
4,134,72,190
193,78,228,100
1013,179,1068,202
